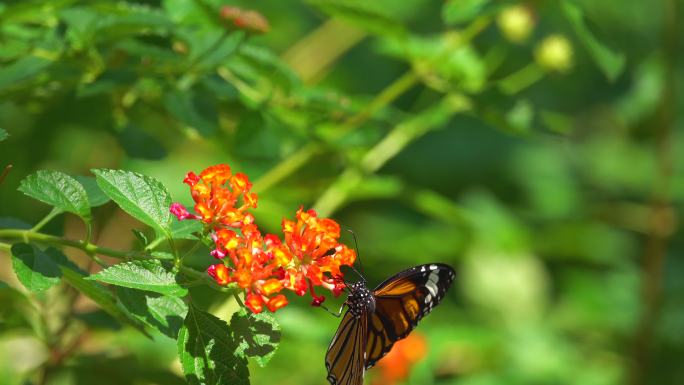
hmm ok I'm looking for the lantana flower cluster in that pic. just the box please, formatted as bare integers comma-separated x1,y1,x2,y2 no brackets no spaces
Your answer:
170,164,356,314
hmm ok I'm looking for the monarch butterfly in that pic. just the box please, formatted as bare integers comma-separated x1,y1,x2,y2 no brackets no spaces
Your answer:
325,263,456,385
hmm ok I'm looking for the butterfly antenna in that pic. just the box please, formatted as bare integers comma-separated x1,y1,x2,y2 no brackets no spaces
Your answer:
346,228,366,281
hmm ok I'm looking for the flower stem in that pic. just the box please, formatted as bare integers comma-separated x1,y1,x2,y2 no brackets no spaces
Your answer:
232,291,245,308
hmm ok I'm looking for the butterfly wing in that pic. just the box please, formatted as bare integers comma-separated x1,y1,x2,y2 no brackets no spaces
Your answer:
365,263,455,369
325,310,368,385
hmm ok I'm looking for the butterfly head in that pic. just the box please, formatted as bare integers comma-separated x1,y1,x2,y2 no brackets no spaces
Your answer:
346,281,375,319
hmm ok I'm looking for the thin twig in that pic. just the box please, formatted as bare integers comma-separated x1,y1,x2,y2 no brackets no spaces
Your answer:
629,0,678,383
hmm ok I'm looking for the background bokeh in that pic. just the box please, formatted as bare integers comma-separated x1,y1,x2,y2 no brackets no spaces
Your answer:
0,0,682,385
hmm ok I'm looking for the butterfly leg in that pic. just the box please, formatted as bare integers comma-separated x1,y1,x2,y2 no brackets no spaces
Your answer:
320,303,346,317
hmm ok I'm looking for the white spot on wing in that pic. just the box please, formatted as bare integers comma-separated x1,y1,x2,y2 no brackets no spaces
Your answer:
429,264,438,270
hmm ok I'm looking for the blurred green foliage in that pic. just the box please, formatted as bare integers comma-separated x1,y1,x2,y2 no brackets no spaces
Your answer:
0,0,683,385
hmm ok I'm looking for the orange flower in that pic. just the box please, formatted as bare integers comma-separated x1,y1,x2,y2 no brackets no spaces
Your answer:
208,221,287,314
172,164,258,231
207,263,230,285
175,165,357,314
372,333,428,385
277,208,356,305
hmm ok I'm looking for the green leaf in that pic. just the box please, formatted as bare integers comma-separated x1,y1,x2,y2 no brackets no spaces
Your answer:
74,175,111,207
560,0,625,82
92,169,171,234
194,31,245,71
117,124,167,160
163,90,218,136
0,279,33,332
442,0,489,25
170,219,203,240
151,251,175,260
0,56,52,91
230,309,281,367
47,248,147,334
10,243,62,292
0,128,7,142
18,170,92,222
119,288,188,338
163,0,218,26
87,260,187,297
177,305,249,385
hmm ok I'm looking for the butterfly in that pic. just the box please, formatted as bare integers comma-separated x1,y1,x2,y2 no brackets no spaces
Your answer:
325,263,456,385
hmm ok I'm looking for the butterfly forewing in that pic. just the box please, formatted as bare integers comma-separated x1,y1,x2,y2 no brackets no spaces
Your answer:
364,263,455,368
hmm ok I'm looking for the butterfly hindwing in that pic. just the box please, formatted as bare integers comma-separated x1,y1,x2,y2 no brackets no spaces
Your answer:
365,263,455,368
325,310,367,385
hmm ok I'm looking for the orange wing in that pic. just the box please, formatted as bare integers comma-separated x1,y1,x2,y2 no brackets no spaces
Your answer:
325,310,367,385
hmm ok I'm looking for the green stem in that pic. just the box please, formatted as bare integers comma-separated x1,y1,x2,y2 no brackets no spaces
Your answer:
343,71,418,128
253,144,319,193
0,229,132,258
166,235,181,270
31,208,63,232
232,291,245,308
0,228,229,292
314,94,471,216
253,71,419,193
497,62,545,95
252,16,491,195
181,239,205,259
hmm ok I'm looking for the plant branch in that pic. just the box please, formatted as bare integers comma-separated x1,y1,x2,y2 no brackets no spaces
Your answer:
0,229,216,289
629,0,678,383
253,71,419,193
253,16,490,195
314,94,472,216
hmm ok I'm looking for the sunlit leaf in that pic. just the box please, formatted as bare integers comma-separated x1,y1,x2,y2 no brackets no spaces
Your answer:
18,170,92,222
230,309,281,367
119,287,188,338
177,304,249,385
45,248,148,333
87,260,187,297
92,169,171,234
10,243,61,293
74,175,111,207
